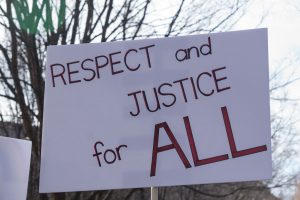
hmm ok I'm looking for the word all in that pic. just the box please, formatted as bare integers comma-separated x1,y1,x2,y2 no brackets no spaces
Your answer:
150,106,267,176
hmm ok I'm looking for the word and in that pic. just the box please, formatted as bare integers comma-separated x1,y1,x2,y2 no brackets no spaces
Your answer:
128,66,230,117
175,37,212,62
150,106,267,176
50,44,155,87
93,141,127,167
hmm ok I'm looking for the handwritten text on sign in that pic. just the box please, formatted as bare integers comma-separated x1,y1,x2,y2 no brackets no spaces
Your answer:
40,29,271,193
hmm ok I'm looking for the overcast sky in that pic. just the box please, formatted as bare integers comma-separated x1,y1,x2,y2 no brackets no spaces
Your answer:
234,0,300,126
234,0,300,198
236,0,300,129
235,0,300,60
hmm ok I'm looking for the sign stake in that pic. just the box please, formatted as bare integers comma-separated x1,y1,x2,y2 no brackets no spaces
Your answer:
151,187,158,200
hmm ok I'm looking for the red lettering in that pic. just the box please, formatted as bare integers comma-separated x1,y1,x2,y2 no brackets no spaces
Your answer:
221,106,267,158
184,116,229,166
150,122,191,177
149,106,268,177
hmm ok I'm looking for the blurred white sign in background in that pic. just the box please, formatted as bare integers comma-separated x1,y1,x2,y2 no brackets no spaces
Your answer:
0,136,32,200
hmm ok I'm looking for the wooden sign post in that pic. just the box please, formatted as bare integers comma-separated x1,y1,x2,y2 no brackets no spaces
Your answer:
151,187,158,200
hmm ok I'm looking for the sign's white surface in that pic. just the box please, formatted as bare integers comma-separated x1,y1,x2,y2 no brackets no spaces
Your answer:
40,28,271,193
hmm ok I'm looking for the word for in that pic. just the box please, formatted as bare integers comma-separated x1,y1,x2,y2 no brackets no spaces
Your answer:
128,66,230,117
50,44,155,87
93,141,127,167
175,37,212,62
150,106,267,176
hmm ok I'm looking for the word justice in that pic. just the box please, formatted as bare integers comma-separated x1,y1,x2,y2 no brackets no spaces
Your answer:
93,141,127,167
49,44,155,87
150,106,268,176
128,66,230,117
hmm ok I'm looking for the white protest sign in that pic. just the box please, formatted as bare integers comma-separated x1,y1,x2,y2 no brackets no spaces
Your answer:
40,28,271,193
0,136,32,200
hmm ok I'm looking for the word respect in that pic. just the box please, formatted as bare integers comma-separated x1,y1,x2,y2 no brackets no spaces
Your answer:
49,44,155,87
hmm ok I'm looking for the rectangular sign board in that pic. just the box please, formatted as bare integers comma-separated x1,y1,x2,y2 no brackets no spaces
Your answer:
0,136,32,200
40,28,271,193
